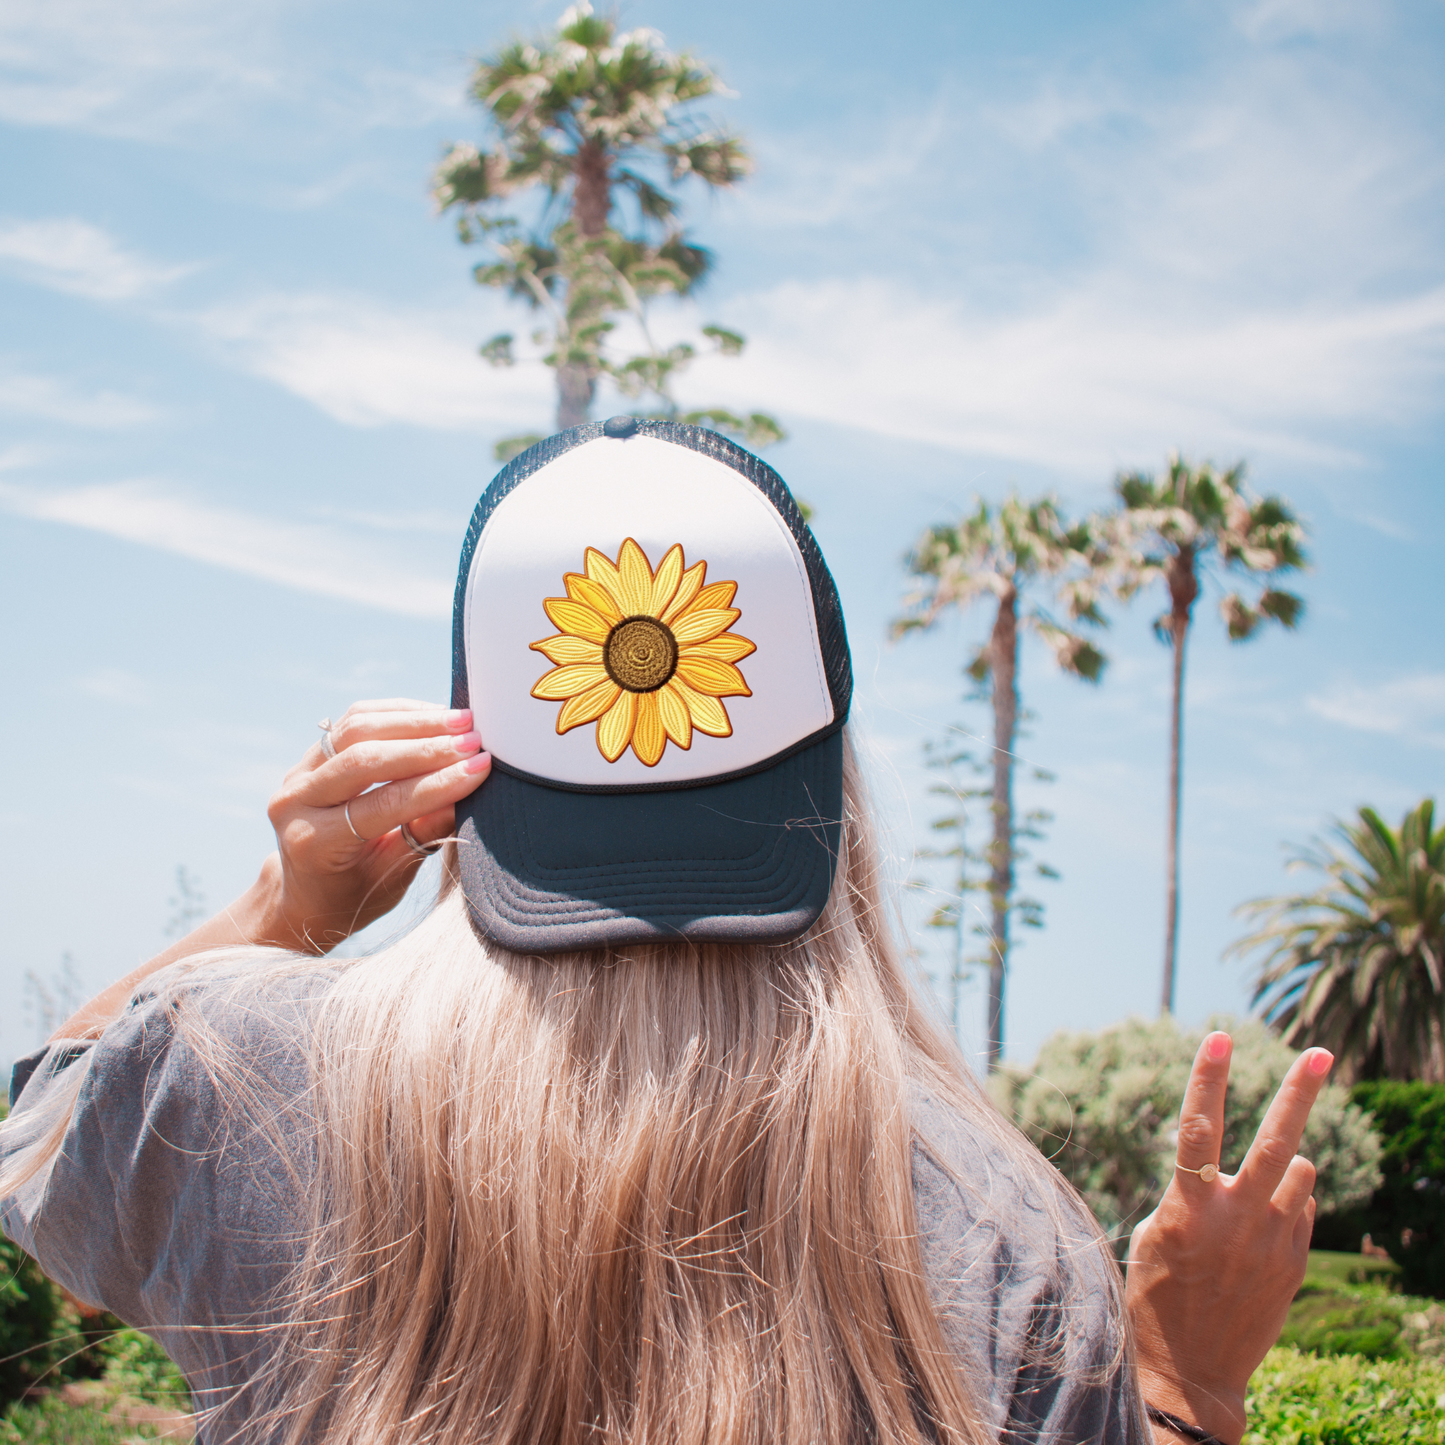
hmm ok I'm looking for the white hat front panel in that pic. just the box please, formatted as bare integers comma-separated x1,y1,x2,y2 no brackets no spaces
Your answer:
465,435,834,787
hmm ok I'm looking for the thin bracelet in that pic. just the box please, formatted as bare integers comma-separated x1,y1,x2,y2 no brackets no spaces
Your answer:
1146,1403,1228,1445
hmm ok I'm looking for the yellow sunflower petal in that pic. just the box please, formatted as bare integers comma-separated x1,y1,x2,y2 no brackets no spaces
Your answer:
556,679,620,733
596,690,638,762
677,579,737,615
660,560,707,623
530,634,605,666
584,547,630,615
565,573,622,623
617,538,654,616
648,544,684,618
671,607,742,645
657,681,693,749
543,597,611,643
680,634,756,665
675,656,752,698
631,692,666,766
531,663,610,701
672,678,732,738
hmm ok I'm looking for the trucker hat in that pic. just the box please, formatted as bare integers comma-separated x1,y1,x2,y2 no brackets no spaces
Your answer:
450,416,852,953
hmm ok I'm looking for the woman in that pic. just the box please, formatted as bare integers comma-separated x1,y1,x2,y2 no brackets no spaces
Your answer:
2,422,1328,1445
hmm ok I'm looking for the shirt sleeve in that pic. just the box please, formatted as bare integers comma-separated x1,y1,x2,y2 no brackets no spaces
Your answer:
1,971,317,1333
911,1095,1151,1445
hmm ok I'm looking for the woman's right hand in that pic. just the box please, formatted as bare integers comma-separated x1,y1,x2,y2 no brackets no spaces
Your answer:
262,698,491,952
1125,1033,1333,1445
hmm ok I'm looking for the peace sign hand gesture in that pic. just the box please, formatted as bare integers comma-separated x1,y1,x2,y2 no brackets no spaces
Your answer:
1126,1032,1335,1445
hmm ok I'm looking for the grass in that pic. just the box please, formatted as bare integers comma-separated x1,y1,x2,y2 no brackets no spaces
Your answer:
1282,1252,1445,1363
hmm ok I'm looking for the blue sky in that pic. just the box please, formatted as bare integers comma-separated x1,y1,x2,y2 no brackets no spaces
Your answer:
3,0,1442,1071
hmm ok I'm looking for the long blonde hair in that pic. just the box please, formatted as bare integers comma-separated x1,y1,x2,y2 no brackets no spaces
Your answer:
7,735,1124,1443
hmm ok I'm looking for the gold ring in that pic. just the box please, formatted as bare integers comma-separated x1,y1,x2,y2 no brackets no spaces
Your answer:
1175,1161,1219,1183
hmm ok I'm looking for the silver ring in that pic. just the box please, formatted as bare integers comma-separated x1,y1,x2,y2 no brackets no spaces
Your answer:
400,822,441,858
1175,1161,1220,1183
318,718,336,760
343,799,365,841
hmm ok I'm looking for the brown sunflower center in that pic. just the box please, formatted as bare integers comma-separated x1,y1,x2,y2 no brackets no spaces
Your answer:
603,615,678,693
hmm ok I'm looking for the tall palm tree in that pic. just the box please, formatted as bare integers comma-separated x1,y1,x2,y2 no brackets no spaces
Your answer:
896,496,1105,1070
1233,799,1445,1083
433,3,778,452
1107,456,1307,1015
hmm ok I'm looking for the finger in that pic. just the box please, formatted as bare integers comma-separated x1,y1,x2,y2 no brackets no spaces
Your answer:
401,803,457,848
1292,1196,1317,1255
302,733,485,808
330,706,473,753
1172,1031,1232,1188
341,698,447,716
1271,1153,1317,1219
345,752,491,839
1237,1048,1333,1200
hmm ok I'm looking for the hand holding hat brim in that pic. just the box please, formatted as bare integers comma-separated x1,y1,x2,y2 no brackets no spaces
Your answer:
268,698,492,951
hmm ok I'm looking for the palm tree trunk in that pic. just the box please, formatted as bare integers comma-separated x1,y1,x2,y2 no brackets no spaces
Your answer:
988,585,1019,1070
555,139,611,430
1161,549,1198,1015
556,363,595,430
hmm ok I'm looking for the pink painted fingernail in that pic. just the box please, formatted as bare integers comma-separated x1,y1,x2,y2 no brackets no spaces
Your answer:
1308,1049,1334,1076
453,730,482,753
1206,1032,1230,1061
445,709,472,730
464,750,492,775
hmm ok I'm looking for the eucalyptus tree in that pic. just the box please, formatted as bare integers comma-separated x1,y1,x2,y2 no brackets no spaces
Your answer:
1106,457,1306,1016
1233,799,1445,1083
896,496,1106,1070
433,3,780,456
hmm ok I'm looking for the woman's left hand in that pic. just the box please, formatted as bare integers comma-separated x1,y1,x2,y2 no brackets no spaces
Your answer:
1126,1033,1333,1445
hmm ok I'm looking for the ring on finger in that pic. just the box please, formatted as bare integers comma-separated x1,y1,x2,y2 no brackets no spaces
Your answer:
400,822,443,858
318,717,337,761
343,799,366,842
1175,1160,1220,1183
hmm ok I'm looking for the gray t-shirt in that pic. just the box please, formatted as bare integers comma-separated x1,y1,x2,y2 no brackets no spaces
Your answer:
2,968,1145,1444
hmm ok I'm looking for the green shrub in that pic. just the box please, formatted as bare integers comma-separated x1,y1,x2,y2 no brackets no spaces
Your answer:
1350,1082,1445,1300
0,1241,61,1401
0,1393,145,1444
991,1015,1383,1249
1245,1345,1445,1444
95,1330,188,1409
1280,1255,1445,1365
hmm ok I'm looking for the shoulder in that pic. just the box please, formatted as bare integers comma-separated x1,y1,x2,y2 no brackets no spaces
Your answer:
909,1089,1145,1445
2,956,334,1330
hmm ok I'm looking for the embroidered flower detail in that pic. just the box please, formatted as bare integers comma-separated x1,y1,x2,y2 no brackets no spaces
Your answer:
529,539,756,766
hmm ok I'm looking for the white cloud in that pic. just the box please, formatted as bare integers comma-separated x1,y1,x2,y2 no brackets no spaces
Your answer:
199,293,553,433
0,479,452,617
0,0,463,141
0,364,160,427
682,278,1445,475
1307,672,1445,748
0,219,193,300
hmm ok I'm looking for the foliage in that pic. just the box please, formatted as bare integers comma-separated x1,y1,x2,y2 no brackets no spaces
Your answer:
93,1331,188,1410
990,1015,1381,1251
0,1394,141,1444
434,2,778,447
1281,1264,1445,1363
1236,801,1445,1084
1244,1345,1445,1444
1348,1083,1445,1298
896,494,1106,1068
1102,454,1307,1015
895,494,1108,677
0,1241,62,1401
911,726,1057,1043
